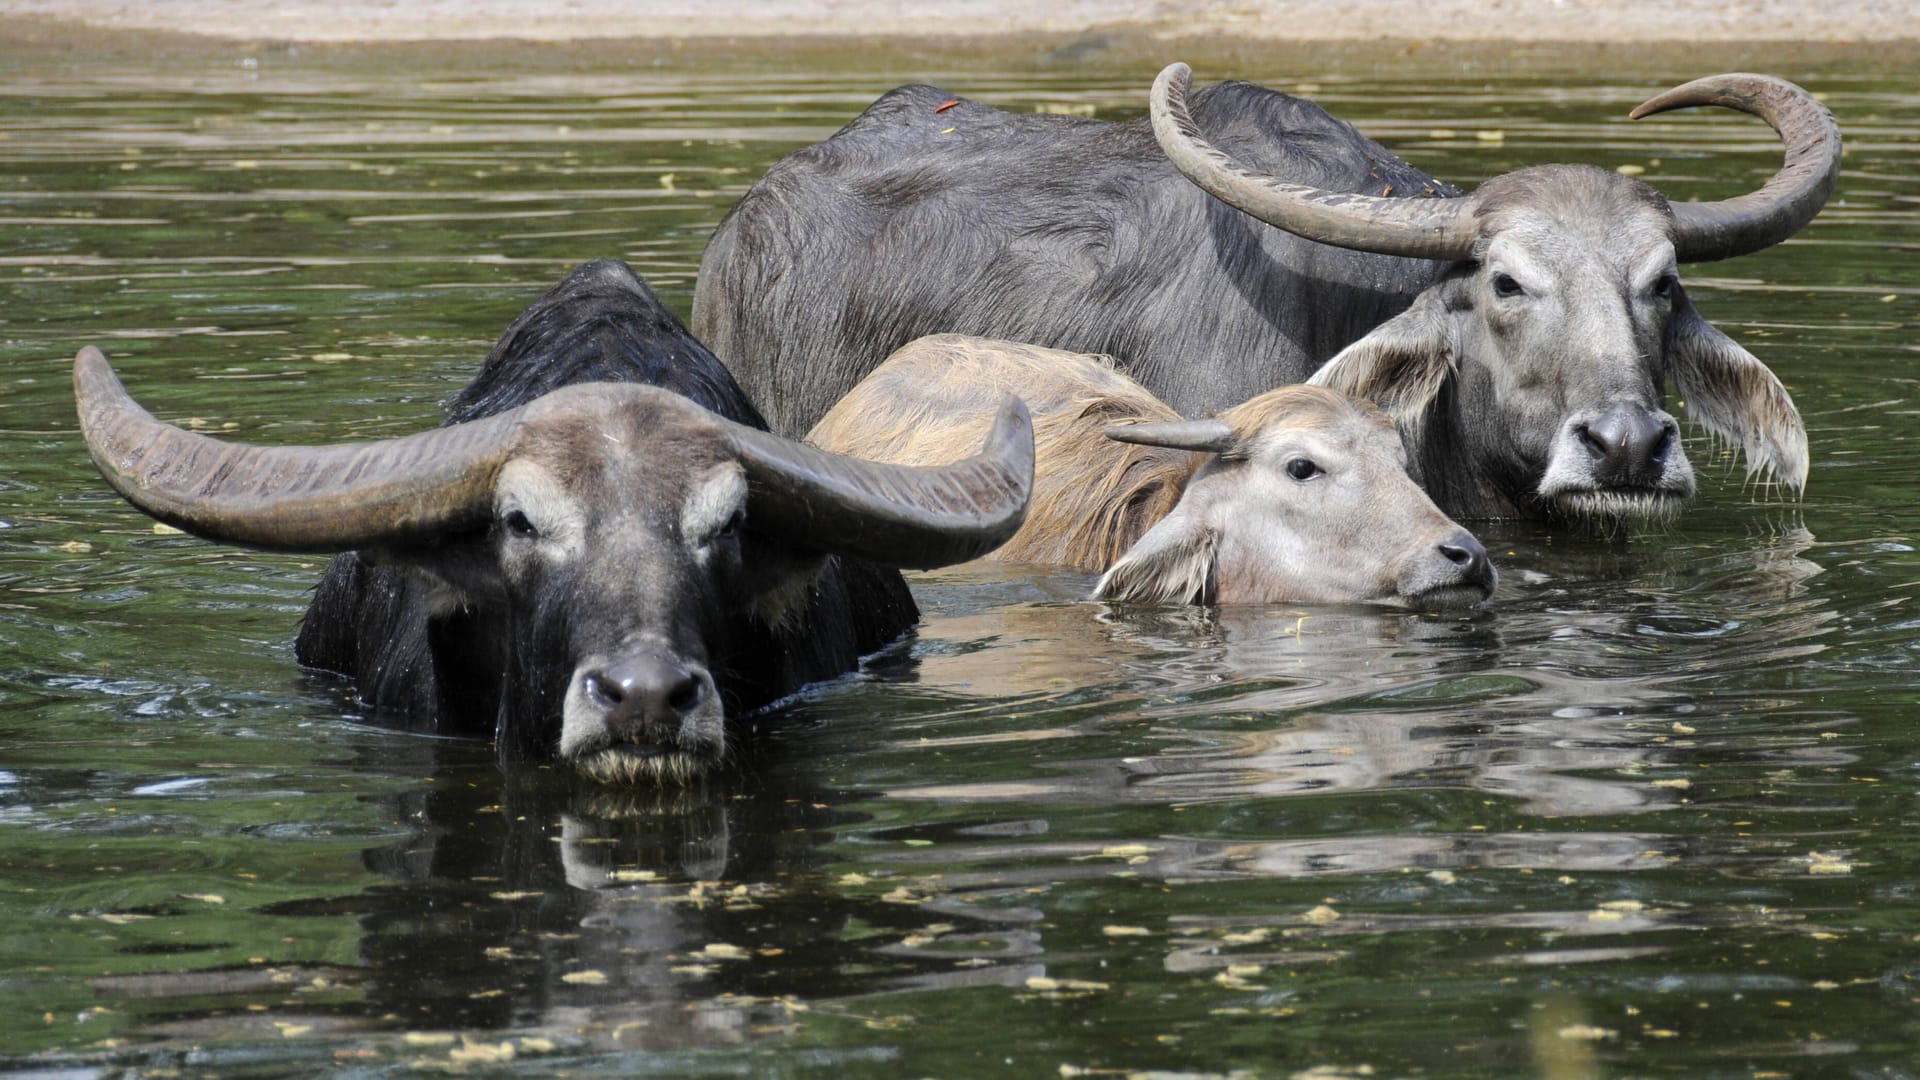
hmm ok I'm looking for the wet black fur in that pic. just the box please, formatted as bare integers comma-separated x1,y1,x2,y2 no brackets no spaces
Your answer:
695,80,1455,438
295,259,917,761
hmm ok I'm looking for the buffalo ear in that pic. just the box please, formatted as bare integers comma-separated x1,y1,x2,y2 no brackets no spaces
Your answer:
1094,506,1216,605
1666,293,1809,491
1305,291,1455,452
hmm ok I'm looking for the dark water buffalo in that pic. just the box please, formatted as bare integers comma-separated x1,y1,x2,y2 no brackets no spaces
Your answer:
810,334,1493,607
695,65,1839,524
75,260,1033,783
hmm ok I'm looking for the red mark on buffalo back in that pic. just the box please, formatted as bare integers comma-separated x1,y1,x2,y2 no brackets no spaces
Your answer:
934,99,960,113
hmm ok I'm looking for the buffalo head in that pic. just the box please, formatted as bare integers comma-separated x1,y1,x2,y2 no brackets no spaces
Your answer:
1102,384,1495,607
74,346,1033,783
1151,64,1838,524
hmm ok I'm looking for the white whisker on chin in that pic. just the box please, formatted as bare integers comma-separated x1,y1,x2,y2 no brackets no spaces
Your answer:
573,745,716,787
1551,489,1685,532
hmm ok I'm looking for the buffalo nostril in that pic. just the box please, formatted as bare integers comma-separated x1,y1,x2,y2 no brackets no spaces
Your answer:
1649,421,1678,464
665,672,702,714
1436,530,1495,591
584,672,623,711
1437,531,1487,569
1574,420,1605,457
1586,412,1634,459
1575,422,1609,461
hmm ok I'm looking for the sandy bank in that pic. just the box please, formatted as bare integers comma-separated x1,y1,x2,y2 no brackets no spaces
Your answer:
0,0,1912,45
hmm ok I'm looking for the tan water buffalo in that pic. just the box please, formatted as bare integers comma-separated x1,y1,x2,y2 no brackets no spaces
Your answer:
809,334,1493,607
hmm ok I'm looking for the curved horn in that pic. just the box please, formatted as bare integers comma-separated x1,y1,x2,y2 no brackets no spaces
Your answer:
75,345,520,552
1630,73,1842,263
1104,418,1235,454
725,394,1034,570
1150,62,1477,260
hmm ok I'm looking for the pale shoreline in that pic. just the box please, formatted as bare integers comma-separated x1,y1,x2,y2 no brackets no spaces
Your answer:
0,0,1912,45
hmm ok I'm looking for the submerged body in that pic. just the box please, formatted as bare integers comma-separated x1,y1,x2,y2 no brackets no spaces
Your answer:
810,335,1493,607
77,261,1033,783
700,67,1837,525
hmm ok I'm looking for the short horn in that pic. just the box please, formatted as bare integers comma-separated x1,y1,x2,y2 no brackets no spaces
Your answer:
1630,73,1842,263
726,393,1034,570
1150,62,1477,260
1104,418,1235,453
75,345,520,552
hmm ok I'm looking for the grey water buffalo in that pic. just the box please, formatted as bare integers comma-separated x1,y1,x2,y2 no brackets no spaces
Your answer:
75,260,1033,783
809,335,1493,607
695,65,1839,524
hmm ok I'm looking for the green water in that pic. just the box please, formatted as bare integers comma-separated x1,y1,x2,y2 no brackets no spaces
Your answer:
1,32,1918,1077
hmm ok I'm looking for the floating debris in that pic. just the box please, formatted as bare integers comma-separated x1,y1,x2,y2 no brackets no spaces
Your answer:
1807,851,1853,875
1302,905,1341,926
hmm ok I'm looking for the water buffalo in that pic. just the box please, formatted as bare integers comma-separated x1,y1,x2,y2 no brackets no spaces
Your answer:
809,335,1493,607
75,260,1033,783
695,66,1839,525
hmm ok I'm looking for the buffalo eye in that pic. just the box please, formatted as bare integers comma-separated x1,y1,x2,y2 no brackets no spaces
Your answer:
1652,273,1677,300
696,507,744,550
502,508,538,539
1491,272,1524,299
1285,457,1322,482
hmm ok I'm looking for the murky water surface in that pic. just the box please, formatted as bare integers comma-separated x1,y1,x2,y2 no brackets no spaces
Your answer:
1,39,1917,1077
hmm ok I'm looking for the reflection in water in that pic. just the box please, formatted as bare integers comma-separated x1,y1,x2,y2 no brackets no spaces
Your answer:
888,526,1845,821
192,744,1044,1060
348,770,789,1052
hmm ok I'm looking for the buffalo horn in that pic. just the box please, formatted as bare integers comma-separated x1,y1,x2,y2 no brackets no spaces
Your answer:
1629,73,1842,263
725,394,1034,570
74,345,519,552
1149,62,1478,261
1104,418,1236,454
